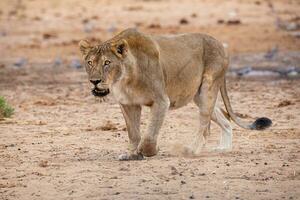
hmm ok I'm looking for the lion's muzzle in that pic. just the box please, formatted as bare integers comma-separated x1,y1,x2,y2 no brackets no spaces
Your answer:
91,87,110,97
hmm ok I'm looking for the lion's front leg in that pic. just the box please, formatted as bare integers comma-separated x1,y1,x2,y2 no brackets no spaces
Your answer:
138,98,170,157
118,104,143,161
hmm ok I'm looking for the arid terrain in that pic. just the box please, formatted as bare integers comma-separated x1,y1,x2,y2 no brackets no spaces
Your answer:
0,0,299,199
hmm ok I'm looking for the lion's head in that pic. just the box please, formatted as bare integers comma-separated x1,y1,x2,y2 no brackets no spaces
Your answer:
79,38,135,97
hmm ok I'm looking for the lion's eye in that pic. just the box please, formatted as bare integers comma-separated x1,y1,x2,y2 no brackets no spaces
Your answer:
104,60,111,66
87,61,92,66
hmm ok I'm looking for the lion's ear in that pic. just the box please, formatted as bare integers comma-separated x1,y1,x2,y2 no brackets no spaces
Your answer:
111,39,128,58
79,40,92,56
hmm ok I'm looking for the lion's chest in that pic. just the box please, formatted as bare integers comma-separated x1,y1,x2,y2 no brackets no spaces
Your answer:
111,86,130,104
111,83,150,105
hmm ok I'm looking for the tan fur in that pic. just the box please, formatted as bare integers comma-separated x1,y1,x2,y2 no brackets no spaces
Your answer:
79,28,271,160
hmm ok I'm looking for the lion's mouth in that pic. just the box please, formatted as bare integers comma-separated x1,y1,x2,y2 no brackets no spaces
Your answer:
91,87,110,97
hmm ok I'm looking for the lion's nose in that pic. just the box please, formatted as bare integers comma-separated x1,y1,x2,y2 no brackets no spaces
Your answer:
90,80,101,86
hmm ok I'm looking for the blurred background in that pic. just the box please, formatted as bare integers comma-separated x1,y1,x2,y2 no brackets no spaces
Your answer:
0,0,299,60
0,1,300,200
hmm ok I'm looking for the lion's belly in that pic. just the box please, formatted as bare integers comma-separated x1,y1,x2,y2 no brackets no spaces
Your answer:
162,55,204,109
154,34,205,109
165,71,202,109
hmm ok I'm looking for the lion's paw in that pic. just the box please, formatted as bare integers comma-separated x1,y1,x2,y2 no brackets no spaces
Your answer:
213,145,232,152
138,141,159,157
118,153,144,161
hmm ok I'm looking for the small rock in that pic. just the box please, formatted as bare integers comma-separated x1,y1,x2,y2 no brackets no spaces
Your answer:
179,18,189,25
82,18,89,24
114,192,120,195
14,58,27,67
107,25,117,33
83,23,93,33
53,57,62,66
32,16,41,21
264,162,268,165
170,166,179,175
227,19,241,25
287,70,298,77
39,160,48,167
191,13,197,18
148,23,161,29
119,167,129,171
181,180,186,184
236,66,252,76
254,1,261,5
43,33,57,40
217,19,225,24
286,22,299,31
222,43,229,48
189,194,195,199
264,46,278,60
70,58,82,69
69,190,75,195
277,100,293,108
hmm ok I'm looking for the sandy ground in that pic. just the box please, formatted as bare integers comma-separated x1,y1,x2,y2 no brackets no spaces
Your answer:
0,0,300,200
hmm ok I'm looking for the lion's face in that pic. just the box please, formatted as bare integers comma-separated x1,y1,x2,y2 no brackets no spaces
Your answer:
79,39,132,97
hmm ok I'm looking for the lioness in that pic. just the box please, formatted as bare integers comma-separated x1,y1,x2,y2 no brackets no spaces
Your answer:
79,28,272,160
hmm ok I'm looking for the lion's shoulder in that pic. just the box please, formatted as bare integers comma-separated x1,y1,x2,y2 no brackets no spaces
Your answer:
111,28,159,58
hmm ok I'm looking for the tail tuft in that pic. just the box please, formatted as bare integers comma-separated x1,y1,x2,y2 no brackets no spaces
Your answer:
250,117,272,130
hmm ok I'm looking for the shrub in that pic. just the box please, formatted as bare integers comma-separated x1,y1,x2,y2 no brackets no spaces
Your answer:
0,96,14,118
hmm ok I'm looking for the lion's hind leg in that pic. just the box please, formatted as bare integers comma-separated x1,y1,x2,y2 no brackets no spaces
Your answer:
212,107,233,151
187,74,221,155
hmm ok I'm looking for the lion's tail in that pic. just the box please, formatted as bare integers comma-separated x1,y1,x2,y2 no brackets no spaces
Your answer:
220,77,272,130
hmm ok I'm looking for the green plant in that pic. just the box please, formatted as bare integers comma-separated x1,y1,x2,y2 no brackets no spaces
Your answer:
0,96,14,118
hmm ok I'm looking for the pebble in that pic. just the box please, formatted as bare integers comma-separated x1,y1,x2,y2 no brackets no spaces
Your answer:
70,58,82,69
170,166,179,175
53,57,63,66
264,46,278,60
227,19,241,25
236,66,252,76
107,25,117,33
287,70,298,77
83,23,93,33
14,58,27,67
179,18,189,25
286,22,298,31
